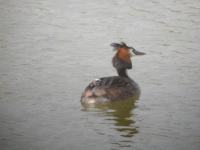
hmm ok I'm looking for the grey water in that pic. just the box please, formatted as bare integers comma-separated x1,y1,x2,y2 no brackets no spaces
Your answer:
0,0,200,149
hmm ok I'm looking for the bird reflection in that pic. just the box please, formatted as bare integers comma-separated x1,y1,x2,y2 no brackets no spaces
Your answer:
81,95,140,138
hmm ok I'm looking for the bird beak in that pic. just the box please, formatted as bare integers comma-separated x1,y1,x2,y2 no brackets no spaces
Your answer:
131,47,146,55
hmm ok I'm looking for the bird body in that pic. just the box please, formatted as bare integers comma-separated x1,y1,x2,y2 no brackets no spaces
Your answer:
81,42,145,104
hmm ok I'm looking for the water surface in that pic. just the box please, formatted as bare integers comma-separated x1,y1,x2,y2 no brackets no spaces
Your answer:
0,0,200,149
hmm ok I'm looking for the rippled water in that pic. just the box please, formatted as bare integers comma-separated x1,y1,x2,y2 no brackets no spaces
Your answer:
1,0,200,149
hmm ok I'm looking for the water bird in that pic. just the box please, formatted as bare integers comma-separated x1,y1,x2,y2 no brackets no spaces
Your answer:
81,42,145,104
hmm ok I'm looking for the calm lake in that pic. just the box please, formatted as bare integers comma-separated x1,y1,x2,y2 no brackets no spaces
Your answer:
1,0,200,149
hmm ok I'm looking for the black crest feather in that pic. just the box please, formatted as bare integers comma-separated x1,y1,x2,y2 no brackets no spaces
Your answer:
110,42,122,51
110,42,130,51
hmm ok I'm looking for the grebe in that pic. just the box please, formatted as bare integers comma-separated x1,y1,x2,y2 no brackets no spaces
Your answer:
81,42,145,104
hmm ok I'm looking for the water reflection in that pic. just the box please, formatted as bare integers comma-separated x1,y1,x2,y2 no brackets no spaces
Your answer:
81,95,140,138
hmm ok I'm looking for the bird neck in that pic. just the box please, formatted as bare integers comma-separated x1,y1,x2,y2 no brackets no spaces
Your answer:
117,68,129,78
